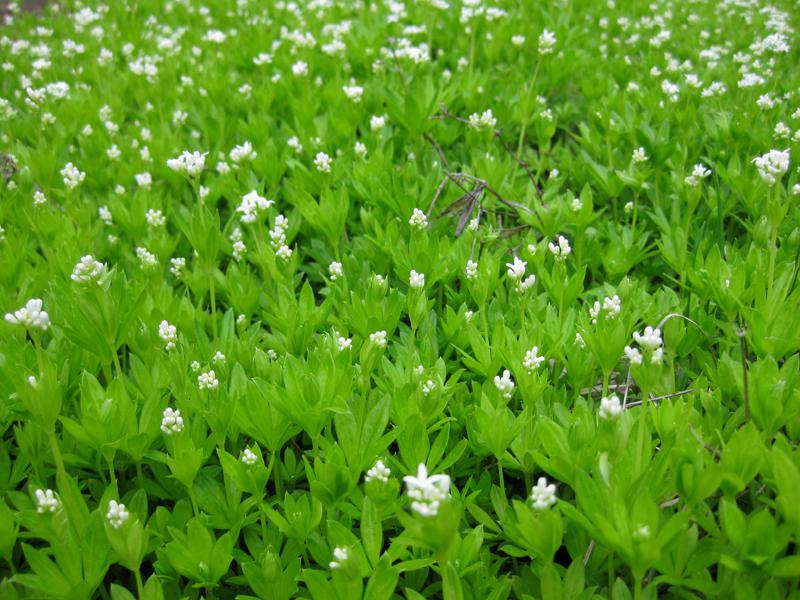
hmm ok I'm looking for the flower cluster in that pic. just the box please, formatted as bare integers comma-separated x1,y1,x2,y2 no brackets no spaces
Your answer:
34,488,60,513
160,407,184,434
5,298,50,331
403,464,451,517
198,370,219,390
494,369,515,398
365,459,391,483
236,190,273,223
530,477,557,510
106,500,129,529
752,149,790,185
625,326,664,364
166,150,206,177
71,255,107,284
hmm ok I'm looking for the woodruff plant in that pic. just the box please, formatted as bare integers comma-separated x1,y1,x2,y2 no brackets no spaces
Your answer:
1,0,799,599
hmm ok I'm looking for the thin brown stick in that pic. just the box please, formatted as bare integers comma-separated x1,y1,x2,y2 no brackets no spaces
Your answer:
624,388,694,409
433,104,542,195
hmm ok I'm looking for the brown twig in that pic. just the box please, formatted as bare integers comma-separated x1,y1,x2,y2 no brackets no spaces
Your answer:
433,104,543,196
624,388,694,409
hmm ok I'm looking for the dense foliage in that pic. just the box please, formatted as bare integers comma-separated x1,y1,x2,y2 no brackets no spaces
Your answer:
1,0,800,598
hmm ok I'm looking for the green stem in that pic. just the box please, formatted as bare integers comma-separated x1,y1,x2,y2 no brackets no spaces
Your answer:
497,458,505,496
47,430,66,476
134,570,144,600
209,272,218,339
767,227,778,299
112,349,123,378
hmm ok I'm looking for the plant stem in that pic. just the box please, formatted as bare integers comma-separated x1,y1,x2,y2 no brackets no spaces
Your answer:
209,272,218,339
47,430,66,476
497,458,505,496
134,570,144,600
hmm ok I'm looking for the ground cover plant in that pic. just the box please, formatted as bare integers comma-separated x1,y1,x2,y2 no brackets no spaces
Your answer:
1,0,800,598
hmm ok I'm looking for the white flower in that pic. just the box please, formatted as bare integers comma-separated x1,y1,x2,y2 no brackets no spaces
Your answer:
538,29,556,54
354,141,367,157
403,463,451,517
370,115,386,131
198,370,219,390
170,257,186,278
276,244,293,261
160,407,184,434
494,369,515,398
624,345,643,365
204,29,226,43
5,298,50,330
409,208,428,229
241,448,258,465
287,136,303,153
106,500,129,529
236,190,273,223
329,261,343,280
35,488,60,513
71,255,107,284
575,332,586,348
106,144,121,161
33,191,47,206
599,395,622,420
291,60,308,76
136,247,157,268
314,152,332,173
337,336,352,351
753,149,790,186
465,260,478,280
329,546,349,569
166,151,206,177
343,83,364,102
518,274,536,292
512,35,526,46
369,330,388,347
530,476,557,510
632,326,662,350
365,459,391,483
506,256,527,280
684,163,711,186
135,172,152,190
570,197,583,212
603,295,621,318
145,209,165,227
632,147,648,163
158,320,177,350
253,52,272,66
409,270,425,290
468,108,497,129
229,141,257,164
60,162,85,189
523,346,545,373
421,379,436,396
548,235,572,261
212,351,226,364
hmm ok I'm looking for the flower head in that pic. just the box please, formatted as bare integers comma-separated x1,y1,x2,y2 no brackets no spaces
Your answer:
160,407,184,434
5,298,50,331
530,476,557,510
106,499,129,528
753,149,790,185
35,488,60,513
403,463,451,517
599,395,623,419
365,459,391,483
71,255,107,284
